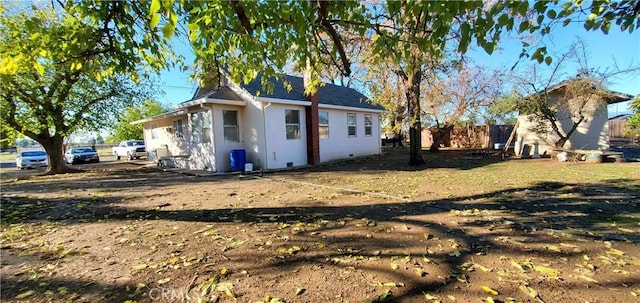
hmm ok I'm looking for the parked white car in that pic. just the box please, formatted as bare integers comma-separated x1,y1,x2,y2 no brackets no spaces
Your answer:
16,150,48,169
112,140,146,160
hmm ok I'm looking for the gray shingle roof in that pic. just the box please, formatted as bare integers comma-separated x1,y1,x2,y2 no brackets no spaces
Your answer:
241,74,384,110
205,86,242,101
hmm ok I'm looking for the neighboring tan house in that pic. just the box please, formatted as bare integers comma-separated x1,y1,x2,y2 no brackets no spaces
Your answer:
515,81,632,157
133,73,384,172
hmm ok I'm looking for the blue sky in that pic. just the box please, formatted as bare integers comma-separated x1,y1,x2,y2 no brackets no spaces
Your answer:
156,20,639,115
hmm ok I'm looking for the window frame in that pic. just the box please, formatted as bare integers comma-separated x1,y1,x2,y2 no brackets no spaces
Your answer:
285,109,301,140
319,111,329,139
347,113,357,137
173,119,184,138
364,114,373,136
190,110,212,144
151,123,159,139
222,110,240,142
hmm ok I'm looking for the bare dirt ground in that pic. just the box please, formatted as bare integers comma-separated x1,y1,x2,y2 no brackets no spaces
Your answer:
1,150,639,303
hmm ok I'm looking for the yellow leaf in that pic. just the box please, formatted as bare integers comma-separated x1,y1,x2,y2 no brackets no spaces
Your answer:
607,248,624,256
475,263,492,272
486,296,495,303
519,285,539,298
295,287,305,295
511,261,525,272
534,265,560,279
481,285,499,296
15,290,36,299
447,294,456,301
390,263,399,270
132,263,148,270
424,293,438,300
157,277,171,284
34,62,45,76
383,282,398,287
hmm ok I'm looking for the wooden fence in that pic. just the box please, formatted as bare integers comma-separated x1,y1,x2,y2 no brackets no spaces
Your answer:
422,125,515,150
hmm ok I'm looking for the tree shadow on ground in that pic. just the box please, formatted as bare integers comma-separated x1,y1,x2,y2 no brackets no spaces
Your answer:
1,164,638,302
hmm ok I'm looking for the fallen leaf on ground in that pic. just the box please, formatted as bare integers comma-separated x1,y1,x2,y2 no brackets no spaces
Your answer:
519,284,539,299
534,265,560,279
481,285,499,296
15,290,36,299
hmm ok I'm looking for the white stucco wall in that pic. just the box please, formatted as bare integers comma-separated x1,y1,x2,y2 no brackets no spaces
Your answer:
263,103,308,169
209,105,246,172
318,107,381,162
515,93,610,157
242,98,268,171
143,116,190,162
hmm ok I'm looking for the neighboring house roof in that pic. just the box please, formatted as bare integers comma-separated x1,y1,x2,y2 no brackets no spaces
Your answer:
609,114,632,120
187,73,384,111
544,79,633,104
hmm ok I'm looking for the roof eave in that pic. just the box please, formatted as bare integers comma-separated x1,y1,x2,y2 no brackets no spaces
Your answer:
130,109,187,125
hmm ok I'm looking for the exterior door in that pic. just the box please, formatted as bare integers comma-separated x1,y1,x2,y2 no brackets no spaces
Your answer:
189,109,216,171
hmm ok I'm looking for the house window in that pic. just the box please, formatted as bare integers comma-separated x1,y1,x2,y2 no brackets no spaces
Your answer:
364,114,373,136
223,110,239,142
191,110,212,143
285,109,300,140
151,123,159,139
319,111,329,139
173,119,184,138
347,113,357,137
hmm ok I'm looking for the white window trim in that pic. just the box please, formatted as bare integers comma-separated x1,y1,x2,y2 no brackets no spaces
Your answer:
347,113,357,137
285,109,301,140
319,111,329,139
364,114,373,137
222,110,240,142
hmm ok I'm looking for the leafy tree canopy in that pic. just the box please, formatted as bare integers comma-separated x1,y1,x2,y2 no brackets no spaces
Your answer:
108,100,170,142
0,2,161,173
627,95,640,131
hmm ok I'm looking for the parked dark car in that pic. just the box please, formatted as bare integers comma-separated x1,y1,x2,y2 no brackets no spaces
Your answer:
65,147,100,165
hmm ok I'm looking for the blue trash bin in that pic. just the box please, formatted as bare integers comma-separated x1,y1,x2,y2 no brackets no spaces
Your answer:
229,149,246,172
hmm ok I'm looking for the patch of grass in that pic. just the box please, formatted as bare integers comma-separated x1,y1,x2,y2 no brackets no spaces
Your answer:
588,214,640,225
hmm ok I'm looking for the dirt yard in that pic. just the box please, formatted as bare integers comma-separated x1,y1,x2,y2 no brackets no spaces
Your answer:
1,150,639,303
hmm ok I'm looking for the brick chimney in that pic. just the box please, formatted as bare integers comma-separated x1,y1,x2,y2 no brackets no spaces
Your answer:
304,68,320,165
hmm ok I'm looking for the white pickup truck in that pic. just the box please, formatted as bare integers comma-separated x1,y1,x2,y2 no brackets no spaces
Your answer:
112,140,146,160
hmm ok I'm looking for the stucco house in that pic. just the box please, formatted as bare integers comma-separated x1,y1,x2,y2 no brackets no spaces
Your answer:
133,73,384,172
514,81,632,157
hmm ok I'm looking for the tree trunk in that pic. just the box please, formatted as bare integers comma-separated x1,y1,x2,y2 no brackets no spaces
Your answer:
406,68,425,166
555,137,568,149
429,124,454,152
38,134,74,175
